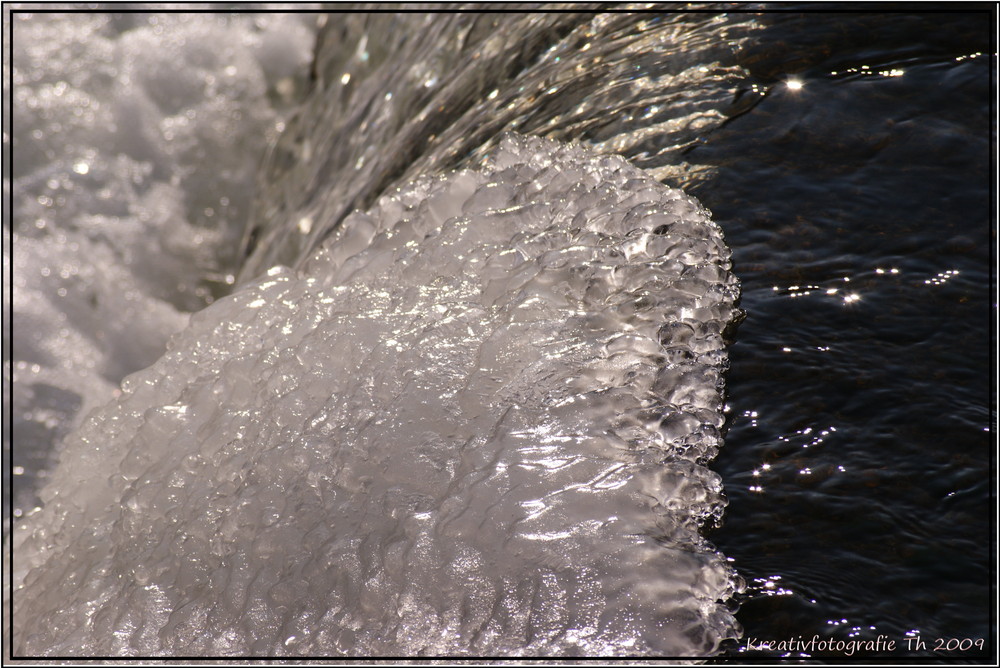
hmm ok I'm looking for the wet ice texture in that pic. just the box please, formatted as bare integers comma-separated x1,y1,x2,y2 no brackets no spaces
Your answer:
14,134,741,657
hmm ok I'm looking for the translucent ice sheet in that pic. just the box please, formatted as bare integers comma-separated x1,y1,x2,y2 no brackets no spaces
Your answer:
13,134,741,657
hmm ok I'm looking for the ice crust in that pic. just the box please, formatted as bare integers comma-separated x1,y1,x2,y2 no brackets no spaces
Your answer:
14,134,741,657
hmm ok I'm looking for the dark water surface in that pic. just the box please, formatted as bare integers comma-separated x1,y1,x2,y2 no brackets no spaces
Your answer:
689,8,994,659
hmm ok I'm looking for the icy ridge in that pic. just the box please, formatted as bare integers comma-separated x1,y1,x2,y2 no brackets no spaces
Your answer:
14,134,741,657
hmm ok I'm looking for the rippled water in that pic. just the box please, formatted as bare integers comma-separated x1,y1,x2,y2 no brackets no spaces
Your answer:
697,10,994,658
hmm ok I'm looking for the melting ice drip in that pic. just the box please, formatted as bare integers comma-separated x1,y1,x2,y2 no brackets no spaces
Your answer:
13,134,742,657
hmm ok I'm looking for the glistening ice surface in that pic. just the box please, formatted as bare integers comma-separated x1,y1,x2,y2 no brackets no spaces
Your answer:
13,134,741,657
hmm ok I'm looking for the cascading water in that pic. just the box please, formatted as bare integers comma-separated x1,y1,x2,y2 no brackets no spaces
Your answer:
8,7,759,658
240,11,758,279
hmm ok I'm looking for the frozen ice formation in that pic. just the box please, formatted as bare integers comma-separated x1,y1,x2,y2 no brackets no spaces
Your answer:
13,134,741,657
9,12,317,514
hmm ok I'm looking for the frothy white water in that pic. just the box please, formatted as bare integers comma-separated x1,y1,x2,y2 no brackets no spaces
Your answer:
13,133,741,657
8,11,317,513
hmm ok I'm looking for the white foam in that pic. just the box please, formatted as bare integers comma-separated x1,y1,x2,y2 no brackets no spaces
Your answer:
9,11,317,512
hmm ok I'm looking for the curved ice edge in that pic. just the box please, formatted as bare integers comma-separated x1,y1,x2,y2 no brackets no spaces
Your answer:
13,133,743,657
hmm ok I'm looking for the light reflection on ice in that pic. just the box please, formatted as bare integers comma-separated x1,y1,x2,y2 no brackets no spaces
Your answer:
14,134,742,657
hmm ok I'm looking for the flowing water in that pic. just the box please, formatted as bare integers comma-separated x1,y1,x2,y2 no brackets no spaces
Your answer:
7,5,995,660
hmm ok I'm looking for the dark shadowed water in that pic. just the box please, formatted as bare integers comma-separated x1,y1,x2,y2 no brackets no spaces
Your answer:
689,8,994,660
